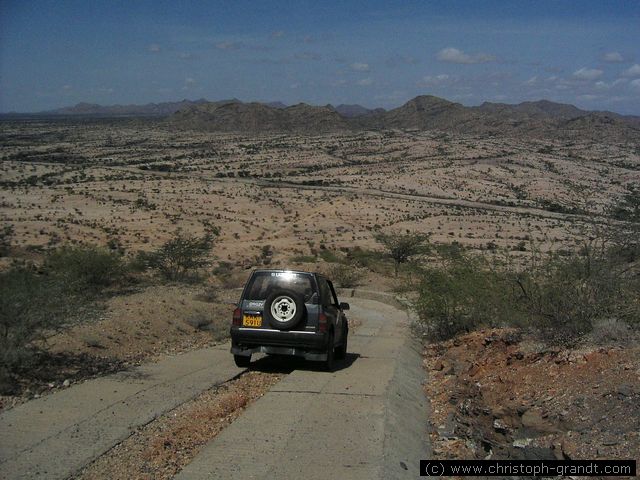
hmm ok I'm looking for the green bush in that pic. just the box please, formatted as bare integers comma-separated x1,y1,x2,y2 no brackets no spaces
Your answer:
325,263,365,288
0,267,79,390
416,253,515,340
415,242,639,343
344,246,390,273
0,224,14,256
375,232,429,276
44,245,126,290
1,245,129,390
145,231,215,281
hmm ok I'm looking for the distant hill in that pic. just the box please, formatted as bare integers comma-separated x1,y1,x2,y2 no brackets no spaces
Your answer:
334,104,385,118
42,99,213,116
169,100,349,133
7,95,639,141
266,101,288,109
354,96,640,141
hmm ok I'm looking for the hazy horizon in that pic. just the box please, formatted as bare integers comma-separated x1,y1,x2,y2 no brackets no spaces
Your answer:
2,0,639,115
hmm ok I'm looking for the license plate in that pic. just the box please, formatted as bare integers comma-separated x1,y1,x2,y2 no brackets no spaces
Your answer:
242,314,262,327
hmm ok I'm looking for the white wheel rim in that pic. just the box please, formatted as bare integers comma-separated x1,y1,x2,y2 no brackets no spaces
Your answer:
270,296,297,323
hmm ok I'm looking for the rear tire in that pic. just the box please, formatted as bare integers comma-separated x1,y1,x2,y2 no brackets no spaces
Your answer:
335,328,348,360
323,331,335,372
234,354,251,368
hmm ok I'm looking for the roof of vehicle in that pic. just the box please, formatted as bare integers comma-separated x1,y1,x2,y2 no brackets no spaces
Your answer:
251,269,321,277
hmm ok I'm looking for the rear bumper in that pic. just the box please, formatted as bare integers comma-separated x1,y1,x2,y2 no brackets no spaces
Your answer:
230,327,328,361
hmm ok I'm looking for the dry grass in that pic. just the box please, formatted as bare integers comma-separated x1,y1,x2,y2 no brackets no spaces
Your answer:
72,371,282,480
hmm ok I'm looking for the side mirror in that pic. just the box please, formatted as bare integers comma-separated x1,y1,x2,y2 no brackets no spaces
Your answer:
339,302,350,311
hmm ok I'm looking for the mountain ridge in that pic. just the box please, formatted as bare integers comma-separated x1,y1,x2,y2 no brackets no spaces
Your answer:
5,95,640,140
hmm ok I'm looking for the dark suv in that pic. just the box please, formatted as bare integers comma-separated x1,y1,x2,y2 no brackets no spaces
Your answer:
230,269,350,371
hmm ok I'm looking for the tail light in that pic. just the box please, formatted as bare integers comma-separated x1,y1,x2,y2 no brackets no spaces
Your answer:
318,311,328,333
232,307,242,326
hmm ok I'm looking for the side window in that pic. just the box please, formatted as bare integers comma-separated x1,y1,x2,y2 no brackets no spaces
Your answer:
319,279,333,307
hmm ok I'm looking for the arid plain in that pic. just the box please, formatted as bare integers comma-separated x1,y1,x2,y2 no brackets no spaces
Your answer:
3,118,638,262
1,117,639,474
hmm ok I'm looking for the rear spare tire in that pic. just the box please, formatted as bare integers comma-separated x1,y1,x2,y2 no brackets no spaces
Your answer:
264,289,305,329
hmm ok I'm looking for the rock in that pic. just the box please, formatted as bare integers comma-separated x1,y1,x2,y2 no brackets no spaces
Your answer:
513,438,533,448
616,384,635,397
63,379,71,388
521,409,558,433
493,419,509,433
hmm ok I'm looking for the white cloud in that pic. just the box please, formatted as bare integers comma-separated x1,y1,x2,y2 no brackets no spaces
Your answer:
182,77,196,91
436,47,495,64
351,62,370,72
357,78,373,86
148,44,161,53
271,30,285,39
524,76,538,86
623,64,640,77
179,53,195,60
418,74,450,87
630,79,640,89
602,51,624,63
572,67,603,80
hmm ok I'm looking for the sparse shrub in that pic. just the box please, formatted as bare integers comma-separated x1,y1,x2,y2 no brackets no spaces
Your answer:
185,312,213,330
81,334,105,348
0,267,79,390
416,251,513,340
415,241,639,343
145,231,215,281
319,249,340,263
194,286,218,303
0,224,14,256
375,231,429,276
291,254,317,263
325,263,365,288
44,245,127,291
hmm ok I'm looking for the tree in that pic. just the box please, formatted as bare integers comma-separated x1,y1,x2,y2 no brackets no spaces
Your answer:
0,224,14,257
375,232,429,276
146,231,215,281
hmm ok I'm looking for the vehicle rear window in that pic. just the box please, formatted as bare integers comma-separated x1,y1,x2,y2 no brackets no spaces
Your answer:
244,272,315,301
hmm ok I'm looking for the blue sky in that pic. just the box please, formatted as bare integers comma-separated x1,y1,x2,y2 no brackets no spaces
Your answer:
1,0,639,114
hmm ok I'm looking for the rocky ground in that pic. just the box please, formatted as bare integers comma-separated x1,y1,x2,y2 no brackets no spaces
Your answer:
423,326,640,471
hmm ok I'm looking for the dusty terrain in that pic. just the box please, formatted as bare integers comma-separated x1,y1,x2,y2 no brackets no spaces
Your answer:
1,118,639,473
2,119,638,263
424,327,640,466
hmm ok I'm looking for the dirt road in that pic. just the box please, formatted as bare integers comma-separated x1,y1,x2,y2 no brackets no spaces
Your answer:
0,296,428,479
174,297,429,479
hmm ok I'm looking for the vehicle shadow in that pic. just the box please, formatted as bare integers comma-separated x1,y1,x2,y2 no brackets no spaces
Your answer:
249,352,360,374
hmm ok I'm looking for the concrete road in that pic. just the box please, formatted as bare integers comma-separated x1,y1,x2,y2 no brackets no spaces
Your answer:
0,344,245,479
1,296,429,480
175,297,429,480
